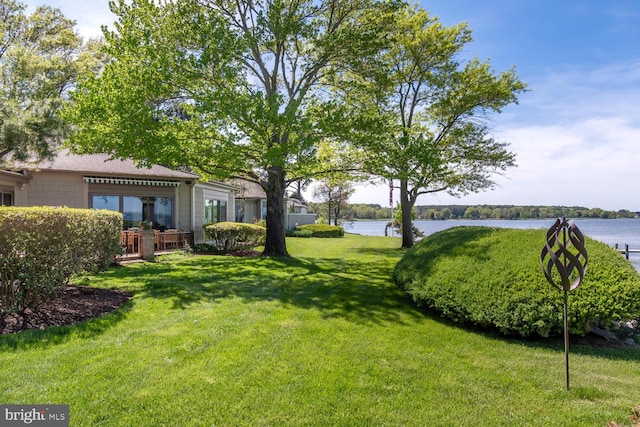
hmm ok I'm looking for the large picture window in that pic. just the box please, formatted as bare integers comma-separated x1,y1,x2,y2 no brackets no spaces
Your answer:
205,199,227,224
92,195,174,229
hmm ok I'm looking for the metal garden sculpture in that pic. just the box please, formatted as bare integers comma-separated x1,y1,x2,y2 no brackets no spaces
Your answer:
540,217,588,390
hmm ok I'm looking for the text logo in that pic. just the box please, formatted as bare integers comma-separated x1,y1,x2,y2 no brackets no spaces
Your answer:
1,405,69,426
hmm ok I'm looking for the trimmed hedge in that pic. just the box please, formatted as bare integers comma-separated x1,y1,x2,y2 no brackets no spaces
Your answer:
286,229,313,238
394,226,640,338
0,207,123,318
296,224,344,238
204,222,266,252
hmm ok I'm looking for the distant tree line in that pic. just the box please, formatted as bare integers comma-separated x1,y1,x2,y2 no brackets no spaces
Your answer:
306,203,638,223
419,205,638,220
307,203,392,223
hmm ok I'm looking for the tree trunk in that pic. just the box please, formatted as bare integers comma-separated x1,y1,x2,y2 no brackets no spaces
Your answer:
262,166,290,257
400,179,414,248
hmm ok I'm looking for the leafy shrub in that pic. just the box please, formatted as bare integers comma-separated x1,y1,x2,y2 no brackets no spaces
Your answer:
0,207,123,321
193,243,217,253
297,224,344,238
204,222,266,252
286,229,313,238
394,226,640,338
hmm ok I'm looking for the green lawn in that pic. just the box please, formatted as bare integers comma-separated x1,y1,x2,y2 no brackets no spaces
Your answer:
1,234,639,426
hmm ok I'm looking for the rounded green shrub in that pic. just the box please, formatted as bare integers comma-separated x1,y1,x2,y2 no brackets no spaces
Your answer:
0,207,123,318
204,222,265,252
286,229,314,238
393,226,640,338
297,224,344,238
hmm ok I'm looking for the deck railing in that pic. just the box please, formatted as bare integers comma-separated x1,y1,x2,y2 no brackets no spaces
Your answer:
120,229,193,258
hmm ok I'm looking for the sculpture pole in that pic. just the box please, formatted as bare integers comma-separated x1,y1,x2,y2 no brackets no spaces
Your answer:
540,217,588,390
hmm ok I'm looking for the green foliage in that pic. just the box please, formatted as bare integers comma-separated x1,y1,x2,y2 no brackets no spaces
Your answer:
0,207,122,318
0,235,639,425
330,3,526,247
309,203,637,221
192,243,217,253
394,226,640,338
286,229,314,238
415,204,630,220
297,223,344,238
0,0,92,164
203,222,266,253
312,177,355,226
62,0,399,257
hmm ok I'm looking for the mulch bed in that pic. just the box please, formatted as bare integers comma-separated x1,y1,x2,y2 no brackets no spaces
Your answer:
1,285,132,335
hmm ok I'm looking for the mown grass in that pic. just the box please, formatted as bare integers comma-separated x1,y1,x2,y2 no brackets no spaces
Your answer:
1,234,639,426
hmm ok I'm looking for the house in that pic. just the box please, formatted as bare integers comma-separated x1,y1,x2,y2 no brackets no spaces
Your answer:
0,150,237,245
231,179,317,229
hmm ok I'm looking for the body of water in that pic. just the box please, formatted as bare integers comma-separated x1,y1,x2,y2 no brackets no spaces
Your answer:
343,218,640,270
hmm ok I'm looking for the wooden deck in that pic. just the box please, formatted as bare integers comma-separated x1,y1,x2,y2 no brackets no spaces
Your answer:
119,229,193,259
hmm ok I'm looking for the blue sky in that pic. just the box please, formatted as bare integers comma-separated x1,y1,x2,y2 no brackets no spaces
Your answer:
24,0,640,210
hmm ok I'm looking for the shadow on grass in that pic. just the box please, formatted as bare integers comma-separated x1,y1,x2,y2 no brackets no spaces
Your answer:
514,333,640,362
116,254,423,325
410,303,640,362
0,300,134,351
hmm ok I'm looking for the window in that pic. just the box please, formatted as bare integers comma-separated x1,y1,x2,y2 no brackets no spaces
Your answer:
123,196,144,228
93,195,119,211
235,204,245,223
205,199,227,223
1,191,13,206
92,195,174,229
261,200,267,220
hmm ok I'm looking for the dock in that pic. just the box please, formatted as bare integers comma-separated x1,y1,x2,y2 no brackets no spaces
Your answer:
614,243,640,260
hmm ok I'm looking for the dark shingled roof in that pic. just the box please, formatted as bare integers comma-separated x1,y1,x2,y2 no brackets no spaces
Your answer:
229,179,266,199
15,150,199,180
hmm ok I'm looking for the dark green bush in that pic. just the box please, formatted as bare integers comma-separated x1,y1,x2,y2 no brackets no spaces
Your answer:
286,229,314,238
0,207,123,319
193,243,217,253
394,226,640,338
204,222,265,252
297,224,344,238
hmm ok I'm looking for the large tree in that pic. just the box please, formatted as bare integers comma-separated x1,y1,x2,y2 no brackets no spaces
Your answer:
0,0,92,165
336,5,527,247
63,0,396,256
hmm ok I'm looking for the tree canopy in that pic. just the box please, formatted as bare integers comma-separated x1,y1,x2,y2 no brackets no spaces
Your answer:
63,0,398,257
0,0,93,165
333,4,527,247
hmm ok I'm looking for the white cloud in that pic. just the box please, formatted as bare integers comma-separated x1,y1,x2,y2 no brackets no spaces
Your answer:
23,1,114,40
347,59,640,211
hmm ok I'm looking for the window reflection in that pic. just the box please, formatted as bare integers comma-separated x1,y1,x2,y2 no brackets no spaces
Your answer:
123,196,143,228
205,199,227,223
92,194,173,229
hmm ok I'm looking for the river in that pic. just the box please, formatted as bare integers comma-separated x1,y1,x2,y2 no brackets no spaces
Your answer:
342,218,640,270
